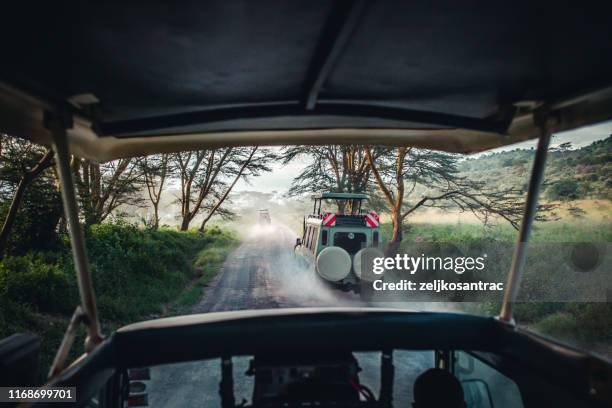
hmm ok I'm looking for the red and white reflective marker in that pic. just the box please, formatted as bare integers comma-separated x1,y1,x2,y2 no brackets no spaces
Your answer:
322,212,337,227
365,211,379,228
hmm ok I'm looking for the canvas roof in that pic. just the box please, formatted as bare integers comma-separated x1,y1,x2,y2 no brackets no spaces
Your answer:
1,1,611,160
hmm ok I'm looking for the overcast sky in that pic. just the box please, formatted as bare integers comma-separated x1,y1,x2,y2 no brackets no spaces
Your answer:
234,120,612,194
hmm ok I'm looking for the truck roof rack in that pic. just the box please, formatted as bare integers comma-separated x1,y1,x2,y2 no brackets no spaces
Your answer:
312,192,368,200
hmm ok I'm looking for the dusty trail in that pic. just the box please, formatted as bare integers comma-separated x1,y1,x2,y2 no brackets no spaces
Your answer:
194,223,362,312
148,224,433,407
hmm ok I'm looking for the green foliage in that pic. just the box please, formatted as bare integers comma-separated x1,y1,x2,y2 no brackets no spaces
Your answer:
533,304,612,344
380,222,517,246
0,222,238,384
0,254,74,313
546,179,580,200
0,296,37,339
0,223,237,325
0,180,62,254
459,136,612,201
513,302,567,322
76,222,233,322
382,220,612,351
183,229,237,301
565,303,612,340
194,245,232,269
0,134,61,255
171,232,238,313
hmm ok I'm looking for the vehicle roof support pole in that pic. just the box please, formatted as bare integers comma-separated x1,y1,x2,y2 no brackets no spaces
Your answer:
220,356,235,408
48,113,103,350
379,350,394,405
499,110,552,322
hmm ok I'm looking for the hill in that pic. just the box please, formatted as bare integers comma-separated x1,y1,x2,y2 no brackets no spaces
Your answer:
459,135,612,200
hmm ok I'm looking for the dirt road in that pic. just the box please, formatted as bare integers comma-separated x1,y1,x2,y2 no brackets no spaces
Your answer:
148,224,433,407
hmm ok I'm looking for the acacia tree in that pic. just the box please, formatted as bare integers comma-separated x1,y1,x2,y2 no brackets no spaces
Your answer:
140,154,171,229
0,135,56,257
281,145,383,212
364,147,554,253
173,147,274,231
72,158,144,225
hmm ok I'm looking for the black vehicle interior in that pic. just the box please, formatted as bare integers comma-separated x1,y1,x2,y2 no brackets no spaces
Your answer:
6,309,602,407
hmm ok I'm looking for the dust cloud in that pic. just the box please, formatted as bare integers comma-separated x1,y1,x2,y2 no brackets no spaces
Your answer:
237,222,460,312
242,222,351,307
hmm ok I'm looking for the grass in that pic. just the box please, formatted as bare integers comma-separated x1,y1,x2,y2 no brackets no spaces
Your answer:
0,223,238,384
169,236,239,313
379,216,612,356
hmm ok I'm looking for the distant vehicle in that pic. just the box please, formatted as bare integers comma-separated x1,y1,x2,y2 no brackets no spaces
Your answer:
259,209,271,225
295,192,383,290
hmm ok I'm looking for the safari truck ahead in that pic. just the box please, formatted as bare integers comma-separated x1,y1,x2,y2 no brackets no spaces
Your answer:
295,192,384,289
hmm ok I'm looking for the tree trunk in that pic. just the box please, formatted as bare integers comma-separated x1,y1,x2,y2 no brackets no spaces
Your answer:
0,150,54,258
385,210,403,256
180,215,191,231
152,203,160,230
0,176,31,257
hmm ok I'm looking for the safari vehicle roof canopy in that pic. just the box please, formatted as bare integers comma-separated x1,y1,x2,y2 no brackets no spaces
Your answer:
1,0,612,160
313,192,368,200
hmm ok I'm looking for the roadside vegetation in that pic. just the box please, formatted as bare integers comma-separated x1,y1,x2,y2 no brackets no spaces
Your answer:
380,219,612,356
0,222,237,381
169,228,239,313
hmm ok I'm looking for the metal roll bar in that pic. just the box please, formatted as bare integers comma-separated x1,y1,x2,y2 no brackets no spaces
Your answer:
47,112,104,353
499,110,552,322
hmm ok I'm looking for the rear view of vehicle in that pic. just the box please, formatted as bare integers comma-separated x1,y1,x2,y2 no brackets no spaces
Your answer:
295,193,383,290
258,209,271,225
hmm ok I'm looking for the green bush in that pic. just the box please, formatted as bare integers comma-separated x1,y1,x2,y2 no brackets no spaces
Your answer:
0,181,62,255
0,296,37,339
68,222,216,322
565,303,612,341
0,223,237,324
513,302,567,323
0,254,75,314
534,312,579,339
546,179,580,200
531,305,611,344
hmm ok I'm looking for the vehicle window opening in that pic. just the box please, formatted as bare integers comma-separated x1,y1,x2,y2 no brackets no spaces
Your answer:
309,227,315,250
310,227,319,251
304,226,311,249
333,232,367,255
321,230,328,246
452,351,524,408
373,232,379,246
215,351,399,407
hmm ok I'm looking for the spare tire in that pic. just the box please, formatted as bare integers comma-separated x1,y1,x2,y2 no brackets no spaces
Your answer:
316,247,352,282
353,247,385,280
